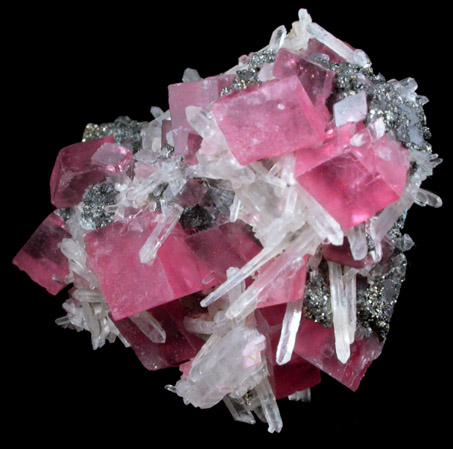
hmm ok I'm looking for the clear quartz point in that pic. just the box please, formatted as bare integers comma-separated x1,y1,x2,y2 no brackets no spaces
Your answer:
276,298,304,365
268,25,287,52
223,396,256,425
288,389,311,402
255,378,283,433
328,261,351,364
130,311,166,343
139,205,183,264
414,188,442,208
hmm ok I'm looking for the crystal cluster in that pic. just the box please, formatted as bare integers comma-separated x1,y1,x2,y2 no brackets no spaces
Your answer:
12,9,441,432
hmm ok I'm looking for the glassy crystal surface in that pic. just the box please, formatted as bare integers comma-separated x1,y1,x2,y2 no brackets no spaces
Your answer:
13,7,441,432
13,212,71,294
212,75,326,165
50,137,116,208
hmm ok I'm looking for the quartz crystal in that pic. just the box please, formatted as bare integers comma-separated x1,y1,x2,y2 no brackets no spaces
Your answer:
13,8,441,433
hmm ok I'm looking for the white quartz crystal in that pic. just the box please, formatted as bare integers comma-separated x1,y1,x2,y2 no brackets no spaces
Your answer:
130,311,166,343
268,25,287,52
182,67,202,83
307,22,369,66
334,91,368,127
276,298,304,365
288,389,311,402
345,225,368,261
328,261,351,363
139,204,183,264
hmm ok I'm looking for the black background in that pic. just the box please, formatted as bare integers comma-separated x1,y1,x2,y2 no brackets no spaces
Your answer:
5,3,449,444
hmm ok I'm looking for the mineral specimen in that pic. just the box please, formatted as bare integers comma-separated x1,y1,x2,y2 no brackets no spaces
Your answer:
13,8,442,433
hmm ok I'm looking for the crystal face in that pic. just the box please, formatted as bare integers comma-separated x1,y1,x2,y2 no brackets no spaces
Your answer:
13,8,442,433
212,75,327,165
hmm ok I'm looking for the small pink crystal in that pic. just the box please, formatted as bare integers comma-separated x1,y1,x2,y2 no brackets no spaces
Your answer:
296,131,410,229
242,334,266,369
294,317,384,391
306,38,347,64
50,137,115,208
114,300,204,371
211,75,327,165
161,119,173,146
323,238,373,269
176,179,209,207
168,74,234,157
13,212,70,295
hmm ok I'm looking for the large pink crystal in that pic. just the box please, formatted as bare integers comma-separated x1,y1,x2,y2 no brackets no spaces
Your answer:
13,212,70,295
294,317,384,391
295,130,410,229
84,213,261,320
273,48,334,121
114,300,204,370
84,212,217,320
50,137,116,208
211,75,327,165
186,221,261,282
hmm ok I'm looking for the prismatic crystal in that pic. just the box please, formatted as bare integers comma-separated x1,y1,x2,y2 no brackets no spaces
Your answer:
13,9,442,432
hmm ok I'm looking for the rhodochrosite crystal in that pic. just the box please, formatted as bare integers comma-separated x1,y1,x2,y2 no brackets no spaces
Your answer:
13,8,442,432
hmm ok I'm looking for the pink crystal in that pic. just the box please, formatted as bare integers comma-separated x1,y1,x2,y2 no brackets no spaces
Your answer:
306,38,347,64
242,334,266,369
323,238,373,269
296,131,410,229
294,122,356,178
211,75,327,165
84,214,260,320
114,300,204,371
168,74,234,157
273,48,334,121
185,221,262,283
161,119,172,146
91,142,133,173
294,317,384,391
257,255,309,308
179,360,193,379
50,137,115,208
176,179,209,207
257,306,321,399
272,354,321,400
84,212,217,320
13,212,70,295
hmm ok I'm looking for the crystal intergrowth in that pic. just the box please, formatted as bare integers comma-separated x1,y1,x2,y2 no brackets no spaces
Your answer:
13,8,441,433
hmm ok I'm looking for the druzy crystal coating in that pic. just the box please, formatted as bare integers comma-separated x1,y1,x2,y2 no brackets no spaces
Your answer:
13,9,442,433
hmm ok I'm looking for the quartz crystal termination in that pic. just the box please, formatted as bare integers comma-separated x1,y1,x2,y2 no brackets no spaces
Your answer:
13,8,442,433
